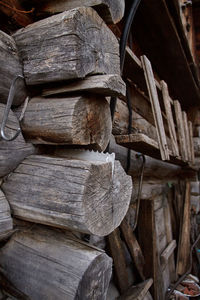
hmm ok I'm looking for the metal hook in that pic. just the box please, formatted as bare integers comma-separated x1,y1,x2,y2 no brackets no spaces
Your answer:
1,75,24,141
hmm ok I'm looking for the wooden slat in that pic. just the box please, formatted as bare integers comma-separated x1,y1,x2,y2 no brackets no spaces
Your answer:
107,228,129,294
182,112,191,162
118,279,153,300
160,81,179,157
174,100,188,161
141,55,169,161
176,182,191,276
160,240,177,268
188,121,195,165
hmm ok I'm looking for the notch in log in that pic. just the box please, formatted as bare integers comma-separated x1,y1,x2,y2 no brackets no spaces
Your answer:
0,225,112,300
0,103,35,178
13,7,120,85
2,155,132,236
29,0,125,24
0,31,27,106
21,95,112,151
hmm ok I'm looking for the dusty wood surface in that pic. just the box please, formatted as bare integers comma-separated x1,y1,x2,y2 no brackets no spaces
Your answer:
0,225,112,300
0,189,13,240
182,112,191,162
109,136,195,180
174,100,187,162
21,95,112,151
28,0,125,24
176,182,191,276
13,7,120,85
188,121,195,164
120,218,145,280
0,31,27,106
161,81,179,157
42,75,126,98
107,228,129,294
138,199,163,300
0,104,35,178
160,240,176,268
2,155,132,236
141,55,169,161
118,278,153,300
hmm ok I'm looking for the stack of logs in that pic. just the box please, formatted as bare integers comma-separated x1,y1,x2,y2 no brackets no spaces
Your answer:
0,0,198,299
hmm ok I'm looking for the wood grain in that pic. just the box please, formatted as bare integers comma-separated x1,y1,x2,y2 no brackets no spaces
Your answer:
0,189,13,240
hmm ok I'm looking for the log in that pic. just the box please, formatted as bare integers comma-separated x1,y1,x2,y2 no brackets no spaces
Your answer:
0,104,35,178
0,31,27,106
42,75,126,98
2,155,132,236
28,0,125,24
21,95,112,151
13,7,120,85
0,225,112,300
0,189,13,240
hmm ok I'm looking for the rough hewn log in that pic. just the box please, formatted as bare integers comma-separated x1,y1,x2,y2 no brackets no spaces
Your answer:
109,136,194,180
13,7,120,85
29,0,125,24
2,155,132,236
0,189,13,240
0,225,112,300
0,31,27,106
21,95,111,151
42,75,126,98
0,104,35,178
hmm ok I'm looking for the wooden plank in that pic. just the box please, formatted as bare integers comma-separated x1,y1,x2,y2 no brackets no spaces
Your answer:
138,200,163,300
0,103,35,178
2,155,132,236
182,111,191,162
0,31,27,106
118,278,153,300
26,0,125,24
120,218,145,280
0,225,112,300
21,95,112,151
176,182,191,276
42,74,126,98
160,81,179,157
141,55,169,161
188,121,195,164
160,240,177,268
13,7,120,85
108,228,129,294
174,100,188,161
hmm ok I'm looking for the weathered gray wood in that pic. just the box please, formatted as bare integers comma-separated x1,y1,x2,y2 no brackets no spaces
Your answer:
27,0,125,24
0,189,13,240
2,155,132,236
13,7,120,85
174,100,187,161
0,225,112,300
182,112,191,162
141,55,170,161
118,279,153,300
42,75,126,98
161,81,179,157
188,121,195,164
160,240,177,268
0,104,36,178
0,31,27,106
21,95,112,151
194,137,200,157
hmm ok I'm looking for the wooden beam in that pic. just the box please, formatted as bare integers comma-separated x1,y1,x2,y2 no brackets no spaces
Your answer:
188,121,195,164
108,228,129,294
174,100,187,161
26,0,125,24
2,155,132,236
13,7,120,85
182,111,191,162
0,225,112,300
42,75,126,98
160,240,177,269
21,95,112,151
160,81,179,157
141,55,170,161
